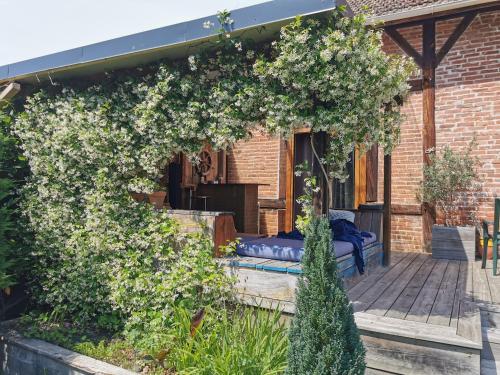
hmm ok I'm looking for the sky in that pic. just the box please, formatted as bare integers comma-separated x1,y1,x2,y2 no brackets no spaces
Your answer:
0,0,269,66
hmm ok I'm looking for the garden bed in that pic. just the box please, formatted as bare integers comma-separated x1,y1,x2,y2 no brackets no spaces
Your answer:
2,306,288,375
0,320,135,375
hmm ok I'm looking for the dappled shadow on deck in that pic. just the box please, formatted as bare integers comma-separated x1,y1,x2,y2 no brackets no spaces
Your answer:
347,251,500,324
347,251,500,374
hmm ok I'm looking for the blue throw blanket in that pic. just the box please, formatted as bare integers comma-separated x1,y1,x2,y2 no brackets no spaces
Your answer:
330,219,371,274
277,229,304,241
277,219,370,274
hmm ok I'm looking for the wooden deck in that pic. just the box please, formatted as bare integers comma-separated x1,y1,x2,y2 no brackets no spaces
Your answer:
223,251,500,374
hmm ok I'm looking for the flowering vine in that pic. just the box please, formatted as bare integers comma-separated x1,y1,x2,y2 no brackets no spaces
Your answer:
12,7,414,325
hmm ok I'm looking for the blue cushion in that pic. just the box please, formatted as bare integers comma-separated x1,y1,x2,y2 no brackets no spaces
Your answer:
236,233,377,262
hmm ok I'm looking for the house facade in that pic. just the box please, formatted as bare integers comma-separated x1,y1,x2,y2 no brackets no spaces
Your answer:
226,0,499,253
1,0,498,252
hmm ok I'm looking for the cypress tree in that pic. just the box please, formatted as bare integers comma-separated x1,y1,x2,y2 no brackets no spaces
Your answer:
286,216,365,374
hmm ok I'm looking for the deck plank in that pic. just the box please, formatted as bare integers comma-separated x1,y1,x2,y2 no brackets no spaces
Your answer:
351,253,418,313
485,263,500,304
427,260,460,326
260,260,300,273
364,253,428,316
450,260,468,328
231,257,273,268
472,260,492,303
405,259,449,323
385,256,436,320
347,252,408,301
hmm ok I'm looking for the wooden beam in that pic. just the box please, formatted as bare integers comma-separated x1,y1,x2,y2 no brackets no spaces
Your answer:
436,12,477,66
383,154,392,266
0,83,21,103
391,204,422,216
408,79,423,92
385,27,423,68
258,199,286,210
422,19,437,252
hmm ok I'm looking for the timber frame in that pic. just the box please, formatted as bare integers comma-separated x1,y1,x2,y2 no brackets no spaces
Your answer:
382,2,500,250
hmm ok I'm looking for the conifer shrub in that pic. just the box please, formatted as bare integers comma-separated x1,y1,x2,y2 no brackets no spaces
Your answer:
286,216,365,374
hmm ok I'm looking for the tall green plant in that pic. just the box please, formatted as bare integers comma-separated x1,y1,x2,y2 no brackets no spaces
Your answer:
0,178,16,290
418,142,480,226
286,217,365,374
0,106,30,318
166,306,288,374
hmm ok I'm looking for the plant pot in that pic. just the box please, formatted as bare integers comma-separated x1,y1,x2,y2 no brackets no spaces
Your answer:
129,192,147,203
431,225,477,261
479,238,494,260
147,191,167,209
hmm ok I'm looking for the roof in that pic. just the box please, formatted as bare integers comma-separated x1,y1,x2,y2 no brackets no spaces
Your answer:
0,0,340,84
348,0,498,20
348,0,466,17
0,0,496,85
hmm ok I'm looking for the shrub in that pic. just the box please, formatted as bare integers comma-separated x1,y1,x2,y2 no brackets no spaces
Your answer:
286,217,365,374
0,107,30,318
0,178,16,290
418,142,480,226
13,86,234,324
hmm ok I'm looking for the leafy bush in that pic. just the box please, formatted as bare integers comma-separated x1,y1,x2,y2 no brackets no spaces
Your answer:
13,84,234,324
0,107,30,318
286,217,365,374
0,178,16,290
22,306,288,375
418,142,480,226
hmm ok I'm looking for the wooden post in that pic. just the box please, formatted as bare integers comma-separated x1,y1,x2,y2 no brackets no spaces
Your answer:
422,19,437,252
383,153,392,266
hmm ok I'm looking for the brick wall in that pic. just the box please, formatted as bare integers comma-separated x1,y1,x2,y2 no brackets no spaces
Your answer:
381,10,500,252
227,129,287,235
226,10,499,246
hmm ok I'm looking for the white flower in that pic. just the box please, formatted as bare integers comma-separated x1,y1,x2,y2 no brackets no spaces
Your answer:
202,20,214,29
188,55,197,71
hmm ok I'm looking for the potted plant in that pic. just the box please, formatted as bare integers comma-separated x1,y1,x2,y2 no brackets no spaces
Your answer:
147,189,167,209
147,171,170,210
418,142,481,261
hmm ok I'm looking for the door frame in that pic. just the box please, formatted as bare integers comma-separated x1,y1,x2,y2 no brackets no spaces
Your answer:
284,130,367,232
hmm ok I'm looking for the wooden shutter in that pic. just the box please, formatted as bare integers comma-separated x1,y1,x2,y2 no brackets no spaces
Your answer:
366,144,379,202
181,153,195,188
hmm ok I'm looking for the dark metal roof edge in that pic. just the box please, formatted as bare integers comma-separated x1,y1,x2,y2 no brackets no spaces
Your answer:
0,0,338,83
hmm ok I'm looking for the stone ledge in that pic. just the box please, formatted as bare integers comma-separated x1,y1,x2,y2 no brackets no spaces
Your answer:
0,322,135,375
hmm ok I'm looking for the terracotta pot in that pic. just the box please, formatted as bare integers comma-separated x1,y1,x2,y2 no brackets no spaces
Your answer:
479,238,494,260
130,192,147,203
148,191,167,209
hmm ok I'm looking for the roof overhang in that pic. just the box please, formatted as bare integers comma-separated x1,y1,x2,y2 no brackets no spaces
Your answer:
370,0,499,26
0,0,344,85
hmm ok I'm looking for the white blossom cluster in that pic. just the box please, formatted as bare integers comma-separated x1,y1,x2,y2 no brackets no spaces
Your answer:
12,8,413,324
